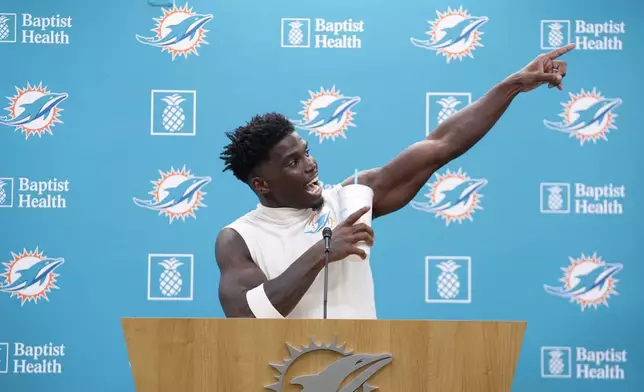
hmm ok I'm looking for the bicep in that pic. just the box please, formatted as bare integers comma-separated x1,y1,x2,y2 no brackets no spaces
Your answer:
345,140,450,218
215,228,268,317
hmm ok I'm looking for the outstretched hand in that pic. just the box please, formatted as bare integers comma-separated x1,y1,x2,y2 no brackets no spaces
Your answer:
513,43,575,92
326,206,374,262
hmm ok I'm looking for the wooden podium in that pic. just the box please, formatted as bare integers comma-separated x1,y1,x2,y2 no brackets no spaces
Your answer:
121,318,526,392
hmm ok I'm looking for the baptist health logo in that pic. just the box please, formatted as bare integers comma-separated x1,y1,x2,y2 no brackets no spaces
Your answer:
543,88,621,146
540,182,625,215
147,254,193,301
0,248,64,306
0,82,68,139
150,90,196,136
290,86,361,143
133,166,211,223
0,177,70,209
410,6,488,63
541,346,627,380
544,252,622,311
540,19,625,51
136,3,213,60
0,13,71,45
281,18,364,49
410,168,487,226
426,92,472,135
425,256,471,303
0,342,65,374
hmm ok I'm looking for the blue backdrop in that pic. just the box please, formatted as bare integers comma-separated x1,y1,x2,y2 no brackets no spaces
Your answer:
1,0,641,391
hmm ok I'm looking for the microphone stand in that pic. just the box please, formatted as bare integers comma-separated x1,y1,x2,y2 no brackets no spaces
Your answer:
322,227,332,319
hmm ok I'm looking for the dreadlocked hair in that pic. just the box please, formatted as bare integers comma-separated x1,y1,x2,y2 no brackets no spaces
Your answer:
220,112,295,183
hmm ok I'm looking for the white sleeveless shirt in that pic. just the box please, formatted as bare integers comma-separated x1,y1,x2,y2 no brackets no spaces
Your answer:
225,184,377,319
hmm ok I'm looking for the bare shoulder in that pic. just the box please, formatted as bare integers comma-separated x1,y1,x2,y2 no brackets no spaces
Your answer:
215,227,252,268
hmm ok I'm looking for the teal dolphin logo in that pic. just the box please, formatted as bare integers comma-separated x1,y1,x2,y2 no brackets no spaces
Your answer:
0,249,64,305
544,88,622,145
410,168,487,226
136,3,213,60
133,166,211,223
0,82,68,139
410,6,488,63
544,253,622,311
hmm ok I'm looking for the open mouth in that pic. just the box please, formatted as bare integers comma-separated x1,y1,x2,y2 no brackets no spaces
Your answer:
305,176,321,194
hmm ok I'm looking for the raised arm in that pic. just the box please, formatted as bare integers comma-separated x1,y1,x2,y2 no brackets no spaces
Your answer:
343,44,575,219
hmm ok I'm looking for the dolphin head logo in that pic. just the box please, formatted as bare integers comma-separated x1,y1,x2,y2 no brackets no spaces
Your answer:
596,98,622,118
333,96,361,116
0,257,65,293
594,262,623,284
184,175,211,194
35,257,65,281
461,15,488,35
291,353,392,391
41,93,68,109
185,14,213,32
459,178,487,198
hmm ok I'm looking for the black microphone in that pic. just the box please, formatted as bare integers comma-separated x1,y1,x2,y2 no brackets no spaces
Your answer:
322,227,332,319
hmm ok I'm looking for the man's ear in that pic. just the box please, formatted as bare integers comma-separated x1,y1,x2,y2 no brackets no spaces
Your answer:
250,176,270,195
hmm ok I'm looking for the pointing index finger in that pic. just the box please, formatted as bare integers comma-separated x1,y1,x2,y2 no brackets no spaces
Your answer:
546,43,576,59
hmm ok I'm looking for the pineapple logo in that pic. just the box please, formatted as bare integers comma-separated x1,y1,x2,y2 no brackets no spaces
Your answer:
135,3,213,60
265,337,391,392
0,14,16,43
159,258,184,297
543,88,622,146
426,256,471,303
410,6,488,63
281,18,310,48
0,13,18,44
132,166,211,223
151,90,196,136
540,20,570,50
410,168,487,226
548,350,565,375
0,178,13,208
541,347,571,378
0,248,64,306
426,92,471,135
161,94,186,132
547,22,564,48
0,82,68,140
291,86,361,143
288,21,304,45
543,252,623,311
540,182,570,214
547,186,564,210
147,254,193,301
436,97,461,124
436,260,461,299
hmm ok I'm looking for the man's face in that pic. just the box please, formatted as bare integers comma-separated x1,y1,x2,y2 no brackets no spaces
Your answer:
252,132,323,209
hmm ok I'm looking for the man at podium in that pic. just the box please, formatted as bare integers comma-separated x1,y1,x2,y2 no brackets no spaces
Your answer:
215,44,574,320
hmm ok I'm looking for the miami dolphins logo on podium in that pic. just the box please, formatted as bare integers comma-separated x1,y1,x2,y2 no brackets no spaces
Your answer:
290,86,361,143
135,2,213,60
410,6,488,63
0,82,68,139
0,248,64,306
544,252,623,311
409,168,487,226
133,166,211,223
265,337,392,392
543,88,622,146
